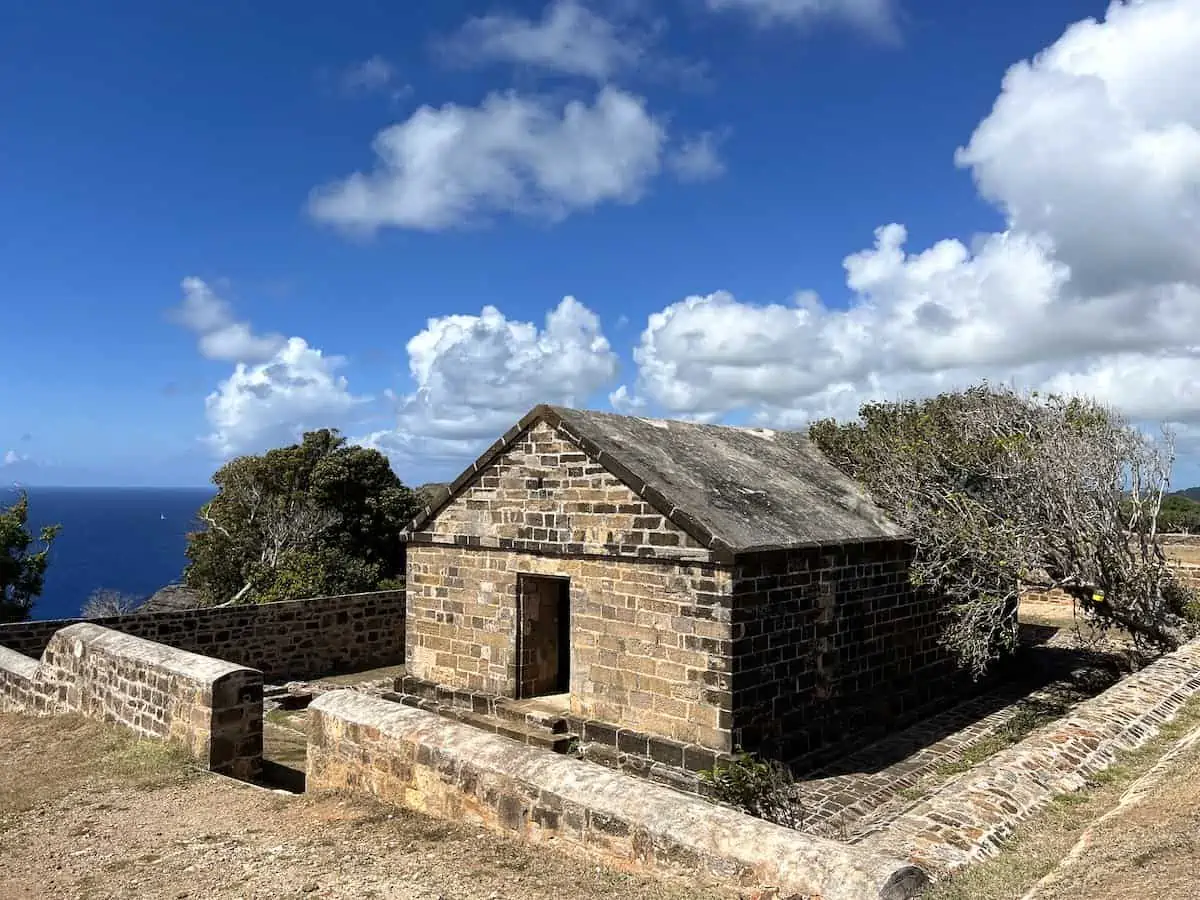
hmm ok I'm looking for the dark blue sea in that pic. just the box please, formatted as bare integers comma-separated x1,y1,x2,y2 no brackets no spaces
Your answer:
3,486,215,620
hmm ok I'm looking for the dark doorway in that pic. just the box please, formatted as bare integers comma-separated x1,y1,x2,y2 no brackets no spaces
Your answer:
516,575,571,698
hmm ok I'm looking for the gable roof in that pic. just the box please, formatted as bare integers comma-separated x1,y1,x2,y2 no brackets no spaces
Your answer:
405,405,907,558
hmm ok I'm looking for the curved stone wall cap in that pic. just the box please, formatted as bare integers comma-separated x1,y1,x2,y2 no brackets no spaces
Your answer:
50,623,259,680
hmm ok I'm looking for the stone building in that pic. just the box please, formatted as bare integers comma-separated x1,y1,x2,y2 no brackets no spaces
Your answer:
404,405,955,763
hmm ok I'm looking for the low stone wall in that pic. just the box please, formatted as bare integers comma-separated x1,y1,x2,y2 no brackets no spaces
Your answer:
1021,542,1200,606
0,624,263,778
858,636,1200,872
307,691,929,900
0,645,41,711
0,590,405,681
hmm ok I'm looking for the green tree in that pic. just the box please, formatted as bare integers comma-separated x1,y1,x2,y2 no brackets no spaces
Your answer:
184,430,421,606
0,492,61,623
1156,494,1200,533
809,383,1198,675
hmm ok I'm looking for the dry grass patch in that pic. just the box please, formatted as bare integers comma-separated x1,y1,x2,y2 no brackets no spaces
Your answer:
0,712,736,900
0,712,191,818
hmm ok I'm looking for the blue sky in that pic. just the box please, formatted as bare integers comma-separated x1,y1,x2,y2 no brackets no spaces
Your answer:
3,0,1199,488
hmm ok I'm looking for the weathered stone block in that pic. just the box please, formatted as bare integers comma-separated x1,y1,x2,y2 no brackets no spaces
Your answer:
308,691,928,900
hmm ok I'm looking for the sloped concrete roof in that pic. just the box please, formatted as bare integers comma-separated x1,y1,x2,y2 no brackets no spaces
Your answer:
406,405,906,558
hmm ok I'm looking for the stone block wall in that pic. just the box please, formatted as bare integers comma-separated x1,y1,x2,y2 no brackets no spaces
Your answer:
307,690,928,900
408,544,735,750
0,623,263,778
730,540,957,764
412,420,712,561
407,419,740,750
1020,536,1200,605
0,590,405,681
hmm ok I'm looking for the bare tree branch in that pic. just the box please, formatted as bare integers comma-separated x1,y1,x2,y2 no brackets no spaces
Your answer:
810,384,1199,675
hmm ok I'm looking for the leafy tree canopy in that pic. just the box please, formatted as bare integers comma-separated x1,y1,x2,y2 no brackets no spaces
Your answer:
0,491,61,623
184,429,421,606
809,383,1199,675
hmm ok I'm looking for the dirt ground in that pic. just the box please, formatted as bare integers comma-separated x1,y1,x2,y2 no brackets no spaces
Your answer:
0,714,735,900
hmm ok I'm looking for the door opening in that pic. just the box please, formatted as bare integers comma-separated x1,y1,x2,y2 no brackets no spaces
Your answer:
517,575,571,699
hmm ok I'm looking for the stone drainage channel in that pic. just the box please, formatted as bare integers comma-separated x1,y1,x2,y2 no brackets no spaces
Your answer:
257,628,1131,844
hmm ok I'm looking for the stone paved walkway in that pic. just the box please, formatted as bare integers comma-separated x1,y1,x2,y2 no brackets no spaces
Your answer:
794,630,1129,840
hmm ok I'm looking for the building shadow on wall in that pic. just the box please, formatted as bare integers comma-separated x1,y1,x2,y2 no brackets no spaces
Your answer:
789,624,1129,780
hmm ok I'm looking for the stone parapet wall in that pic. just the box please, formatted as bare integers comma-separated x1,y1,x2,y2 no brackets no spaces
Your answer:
306,690,929,900
731,541,957,764
407,544,735,750
0,624,263,778
858,635,1200,872
0,590,405,681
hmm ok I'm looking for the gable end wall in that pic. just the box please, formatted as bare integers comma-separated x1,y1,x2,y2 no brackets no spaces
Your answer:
415,420,709,561
406,421,735,749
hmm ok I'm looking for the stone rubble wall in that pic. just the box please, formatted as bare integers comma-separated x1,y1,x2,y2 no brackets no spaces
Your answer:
0,590,405,682
0,623,263,778
306,690,930,900
857,635,1200,872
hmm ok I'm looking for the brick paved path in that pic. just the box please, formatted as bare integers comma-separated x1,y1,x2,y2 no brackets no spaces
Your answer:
794,630,1128,839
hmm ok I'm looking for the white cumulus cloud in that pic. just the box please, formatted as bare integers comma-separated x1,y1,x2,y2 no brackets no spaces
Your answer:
173,278,286,364
357,296,618,462
956,0,1200,297
340,56,402,93
441,0,642,81
204,338,368,458
669,131,727,182
172,279,367,458
308,87,671,232
619,0,1200,437
2,450,27,467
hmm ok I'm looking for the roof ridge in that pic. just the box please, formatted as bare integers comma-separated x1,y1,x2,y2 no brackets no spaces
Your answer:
404,403,906,553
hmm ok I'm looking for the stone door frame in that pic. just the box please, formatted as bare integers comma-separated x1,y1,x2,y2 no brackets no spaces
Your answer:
514,573,571,700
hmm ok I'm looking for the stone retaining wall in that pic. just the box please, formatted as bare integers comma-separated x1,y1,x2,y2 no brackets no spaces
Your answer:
306,690,929,900
0,624,263,778
0,590,405,681
858,636,1200,872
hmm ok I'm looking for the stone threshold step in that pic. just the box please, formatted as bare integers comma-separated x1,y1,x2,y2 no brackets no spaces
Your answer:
392,675,571,735
381,691,578,754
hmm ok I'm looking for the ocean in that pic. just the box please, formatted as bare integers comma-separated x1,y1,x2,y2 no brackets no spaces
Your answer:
3,486,215,620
